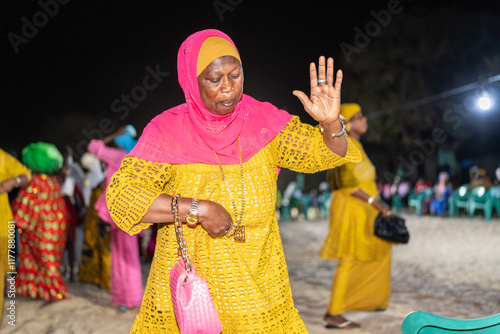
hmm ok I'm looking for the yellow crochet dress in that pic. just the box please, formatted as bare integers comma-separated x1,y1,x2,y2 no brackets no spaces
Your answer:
107,117,361,333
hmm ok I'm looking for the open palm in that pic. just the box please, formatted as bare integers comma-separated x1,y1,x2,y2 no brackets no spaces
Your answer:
293,56,342,126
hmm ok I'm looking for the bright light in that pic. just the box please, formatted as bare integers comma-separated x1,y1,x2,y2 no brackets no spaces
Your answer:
478,96,491,110
478,91,492,111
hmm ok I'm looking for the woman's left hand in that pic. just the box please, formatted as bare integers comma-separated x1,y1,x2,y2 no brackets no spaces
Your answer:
373,200,392,218
293,56,343,126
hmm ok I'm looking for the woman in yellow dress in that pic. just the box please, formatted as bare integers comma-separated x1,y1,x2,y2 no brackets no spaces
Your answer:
319,103,393,329
78,153,110,291
106,29,361,333
0,149,30,322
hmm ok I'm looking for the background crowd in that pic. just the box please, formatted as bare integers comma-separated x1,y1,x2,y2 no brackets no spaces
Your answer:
278,164,500,223
0,125,151,320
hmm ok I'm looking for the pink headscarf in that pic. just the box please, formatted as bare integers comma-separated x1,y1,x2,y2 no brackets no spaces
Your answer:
129,29,292,165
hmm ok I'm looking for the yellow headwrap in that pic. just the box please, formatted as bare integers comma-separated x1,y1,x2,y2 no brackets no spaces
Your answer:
197,36,241,76
340,103,361,122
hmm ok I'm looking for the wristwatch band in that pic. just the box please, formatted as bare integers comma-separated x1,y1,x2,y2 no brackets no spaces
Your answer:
185,198,199,227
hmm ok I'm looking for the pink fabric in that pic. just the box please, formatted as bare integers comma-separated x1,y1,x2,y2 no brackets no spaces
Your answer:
128,29,293,165
110,228,144,308
87,139,143,308
87,140,127,225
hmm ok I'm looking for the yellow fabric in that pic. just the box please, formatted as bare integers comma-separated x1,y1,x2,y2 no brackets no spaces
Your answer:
197,36,241,76
0,149,31,320
0,149,31,236
319,138,392,314
107,116,361,333
327,253,391,314
79,186,111,291
319,138,391,262
340,103,361,122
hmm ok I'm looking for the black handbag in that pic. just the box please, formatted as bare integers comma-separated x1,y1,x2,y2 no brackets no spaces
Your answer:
374,213,410,244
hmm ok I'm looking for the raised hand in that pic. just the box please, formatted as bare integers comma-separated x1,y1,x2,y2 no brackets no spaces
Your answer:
292,56,342,127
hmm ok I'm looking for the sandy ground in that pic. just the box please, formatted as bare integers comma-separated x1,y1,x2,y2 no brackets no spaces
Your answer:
2,214,500,333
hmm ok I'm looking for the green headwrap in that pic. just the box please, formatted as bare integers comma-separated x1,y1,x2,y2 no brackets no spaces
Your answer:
22,142,63,174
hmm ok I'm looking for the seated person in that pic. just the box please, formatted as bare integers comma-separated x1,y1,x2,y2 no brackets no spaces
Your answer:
493,167,500,186
468,166,491,190
430,172,451,216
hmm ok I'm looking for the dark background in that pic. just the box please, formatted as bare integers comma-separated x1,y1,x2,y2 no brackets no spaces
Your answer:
1,0,500,189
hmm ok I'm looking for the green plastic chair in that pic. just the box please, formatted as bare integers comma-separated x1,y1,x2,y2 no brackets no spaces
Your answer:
448,185,469,217
467,186,493,221
489,186,500,218
318,191,331,219
408,188,434,216
401,311,500,333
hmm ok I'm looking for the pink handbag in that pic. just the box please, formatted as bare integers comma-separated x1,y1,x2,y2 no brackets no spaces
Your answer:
170,194,222,334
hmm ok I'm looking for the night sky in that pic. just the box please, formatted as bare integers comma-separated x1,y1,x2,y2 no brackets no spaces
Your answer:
1,0,499,158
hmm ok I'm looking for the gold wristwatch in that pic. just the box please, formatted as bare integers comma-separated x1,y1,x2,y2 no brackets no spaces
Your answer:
185,198,199,226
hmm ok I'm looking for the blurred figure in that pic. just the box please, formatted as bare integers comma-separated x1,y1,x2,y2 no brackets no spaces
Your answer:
391,172,411,213
87,125,143,311
303,188,321,220
468,166,491,190
411,177,433,215
78,152,110,291
12,142,70,300
430,171,451,216
318,181,331,219
320,103,393,329
0,148,31,321
80,152,106,207
414,177,432,193
60,150,86,281
495,167,500,186
381,182,392,203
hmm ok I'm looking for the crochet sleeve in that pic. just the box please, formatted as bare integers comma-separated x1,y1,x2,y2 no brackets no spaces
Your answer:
273,116,361,173
106,155,171,235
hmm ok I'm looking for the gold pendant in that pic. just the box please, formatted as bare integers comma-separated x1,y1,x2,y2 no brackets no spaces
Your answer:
234,226,245,242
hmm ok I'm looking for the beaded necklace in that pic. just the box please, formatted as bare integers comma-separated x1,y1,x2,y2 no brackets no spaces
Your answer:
213,137,246,242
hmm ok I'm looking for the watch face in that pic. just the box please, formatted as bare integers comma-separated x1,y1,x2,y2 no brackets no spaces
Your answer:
186,214,198,225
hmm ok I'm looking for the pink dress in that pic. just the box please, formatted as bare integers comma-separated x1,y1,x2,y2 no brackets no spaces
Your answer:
87,140,143,308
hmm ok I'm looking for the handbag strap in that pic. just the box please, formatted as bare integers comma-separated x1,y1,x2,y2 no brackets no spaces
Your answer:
171,193,193,273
